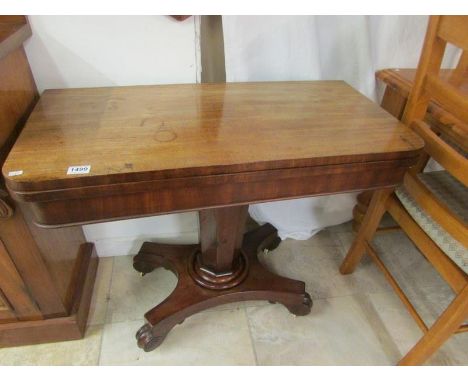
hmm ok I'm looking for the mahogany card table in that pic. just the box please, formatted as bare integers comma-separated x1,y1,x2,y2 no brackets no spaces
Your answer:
3,81,424,351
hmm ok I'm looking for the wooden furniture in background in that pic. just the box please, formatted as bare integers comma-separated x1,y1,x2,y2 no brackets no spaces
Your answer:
340,15,468,365
0,16,98,348
352,62,468,232
3,80,423,351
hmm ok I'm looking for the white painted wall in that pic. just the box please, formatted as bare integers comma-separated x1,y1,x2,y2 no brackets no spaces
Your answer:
25,15,200,91
24,15,201,256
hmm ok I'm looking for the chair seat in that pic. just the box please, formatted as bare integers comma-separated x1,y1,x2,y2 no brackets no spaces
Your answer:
395,170,468,273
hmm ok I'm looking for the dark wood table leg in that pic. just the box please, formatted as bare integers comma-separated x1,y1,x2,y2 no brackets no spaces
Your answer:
132,205,312,351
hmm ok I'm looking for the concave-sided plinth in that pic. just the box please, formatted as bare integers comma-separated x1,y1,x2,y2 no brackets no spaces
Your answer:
133,205,312,352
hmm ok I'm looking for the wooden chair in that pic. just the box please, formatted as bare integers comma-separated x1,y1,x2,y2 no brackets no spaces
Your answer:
352,56,468,234
339,15,468,366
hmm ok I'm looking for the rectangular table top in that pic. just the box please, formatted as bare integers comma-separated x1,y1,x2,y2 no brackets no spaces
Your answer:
3,81,423,193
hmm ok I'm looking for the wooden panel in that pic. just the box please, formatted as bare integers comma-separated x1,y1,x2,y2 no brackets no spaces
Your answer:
0,288,17,323
0,288,16,323
0,16,31,61
0,206,67,317
380,85,407,119
0,239,42,321
0,38,84,318
21,205,89,312
0,16,27,24
3,81,424,193
0,46,38,160
0,292,8,310
0,15,99,347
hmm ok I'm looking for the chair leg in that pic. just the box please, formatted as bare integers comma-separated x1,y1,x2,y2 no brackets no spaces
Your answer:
398,283,468,366
339,188,393,274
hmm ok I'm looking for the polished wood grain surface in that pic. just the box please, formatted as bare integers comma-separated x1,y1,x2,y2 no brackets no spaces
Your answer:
0,47,38,160
3,81,423,193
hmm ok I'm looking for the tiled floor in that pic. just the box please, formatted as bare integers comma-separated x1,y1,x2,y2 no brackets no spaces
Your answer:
1,220,467,365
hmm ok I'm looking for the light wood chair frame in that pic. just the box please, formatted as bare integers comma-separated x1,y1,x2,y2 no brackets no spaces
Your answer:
339,15,468,366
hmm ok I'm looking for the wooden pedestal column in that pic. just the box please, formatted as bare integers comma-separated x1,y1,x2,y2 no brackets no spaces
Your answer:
133,205,312,351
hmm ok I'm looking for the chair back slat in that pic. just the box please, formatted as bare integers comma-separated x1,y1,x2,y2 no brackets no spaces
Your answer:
438,16,468,51
400,16,468,245
411,120,468,185
425,73,468,124
403,16,468,127
402,16,447,125
449,50,468,86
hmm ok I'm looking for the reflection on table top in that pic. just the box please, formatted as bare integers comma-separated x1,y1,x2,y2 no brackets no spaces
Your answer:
3,81,423,192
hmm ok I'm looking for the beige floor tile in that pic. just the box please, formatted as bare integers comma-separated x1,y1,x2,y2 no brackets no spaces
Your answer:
260,236,391,300
295,228,340,248
334,230,356,254
332,222,468,365
88,257,114,325
106,255,178,323
325,220,354,234
0,325,103,366
363,291,423,361
332,214,397,254
4,221,464,366
372,231,450,292
333,227,452,299
246,294,392,365
366,291,468,365
99,308,256,365
333,222,454,300
427,332,468,365
403,284,468,365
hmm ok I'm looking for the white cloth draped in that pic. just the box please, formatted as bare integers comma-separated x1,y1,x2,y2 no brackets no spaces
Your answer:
222,15,459,240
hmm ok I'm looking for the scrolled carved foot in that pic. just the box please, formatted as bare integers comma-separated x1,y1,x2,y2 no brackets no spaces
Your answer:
264,235,282,252
136,323,166,352
285,293,313,316
133,260,157,276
